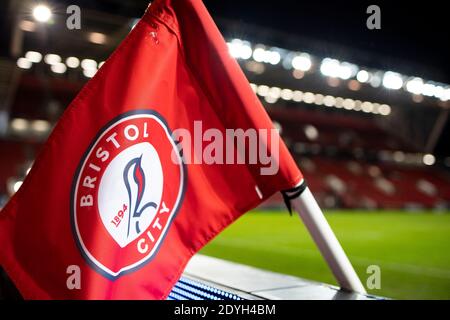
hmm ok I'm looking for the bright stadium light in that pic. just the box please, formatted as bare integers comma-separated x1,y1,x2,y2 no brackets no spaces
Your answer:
338,62,354,80
252,47,266,63
264,95,278,104
66,57,80,68
292,90,303,102
314,94,324,105
51,62,67,74
25,51,42,63
256,85,269,97
292,53,312,71
31,120,50,132
379,104,391,116
11,118,28,131
370,72,382,88
83,69,97,78
303,92,315,104
422,83,435,96
320,58,340,77
227,39,252,60
323,95,336,107
441,88,450,101
267,49,281,65
361,101,374,113
406,77,424,95
423,154,435,166
356,70,370,83
32,4,52,23
382,71,403,90
252,46,281,65
17,57,32,69
280,88,293,100
81,59,97,70
343,98,355,110
334,97,344,108
13,181,23,193
432,85,445,99
44,54,61,65
268,87,281,100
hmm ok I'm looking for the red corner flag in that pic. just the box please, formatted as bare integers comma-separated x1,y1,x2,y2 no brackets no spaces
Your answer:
0,0,301,299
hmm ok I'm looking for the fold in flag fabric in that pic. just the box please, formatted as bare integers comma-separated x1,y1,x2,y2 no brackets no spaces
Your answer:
0,0,302,299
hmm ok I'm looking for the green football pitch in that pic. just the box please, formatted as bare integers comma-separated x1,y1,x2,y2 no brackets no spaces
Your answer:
200,210,450,300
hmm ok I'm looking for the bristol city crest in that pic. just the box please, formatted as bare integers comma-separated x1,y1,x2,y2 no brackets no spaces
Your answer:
71,110,186,279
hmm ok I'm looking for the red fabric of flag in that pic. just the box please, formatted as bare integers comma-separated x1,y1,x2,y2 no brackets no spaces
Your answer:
0,0,302,299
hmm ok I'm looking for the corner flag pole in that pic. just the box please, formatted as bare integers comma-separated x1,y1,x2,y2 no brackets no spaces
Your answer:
283,181,367,294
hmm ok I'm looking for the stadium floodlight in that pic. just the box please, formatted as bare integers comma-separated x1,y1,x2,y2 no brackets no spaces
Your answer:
291,53,312,71
66,57,80,68
314,94,324,105
338,62,354,80
422,83,435,96
379,104,391,116
31,120,50,133
44,54,61,65
81,59,98,70
280,88,293,100
356,70,370,83
32,4,52,23
13,181,23,193
323,95,336,107
292,90,303,102
83,69,97,78
343,98,355,110
252,46,281,65
11,118,28,131
442,88,450,101
320,58,340,77
361,101,374,113
370,72,383,87
406,77,424,95
382,71,403,90
256,85,269,97
252,46,266,63
432,85,445,99
303,92,315,104
423,154,436,166
227,39,252,60
51,62,67,74
268,86,281,100
16,57,32,69
25,51,42,63
264,95,278,103
267,49,281,65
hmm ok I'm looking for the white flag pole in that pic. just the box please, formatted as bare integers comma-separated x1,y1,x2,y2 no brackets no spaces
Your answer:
284,182,366,294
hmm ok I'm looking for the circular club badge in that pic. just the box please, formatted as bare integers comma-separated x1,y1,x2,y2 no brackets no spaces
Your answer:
71,110,186,279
